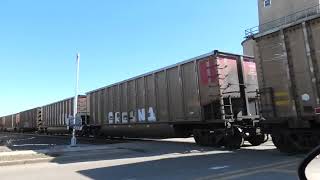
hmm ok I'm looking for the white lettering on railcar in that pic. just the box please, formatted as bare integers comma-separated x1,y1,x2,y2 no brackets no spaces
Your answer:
147,107,156,122
122,112,128,124
129,111,136,122
115,112,121,123
108,112,114,124
108,107,156,124
138,108,146,122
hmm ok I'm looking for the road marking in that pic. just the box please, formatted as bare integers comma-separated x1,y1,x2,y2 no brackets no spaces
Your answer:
9,137,35,142
197,159,301,180
209,165,229,170
214,163,298,180
270,169,296,174
12,144,56,147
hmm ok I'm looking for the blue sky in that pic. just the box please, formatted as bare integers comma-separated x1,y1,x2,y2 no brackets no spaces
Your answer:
0,0,258,116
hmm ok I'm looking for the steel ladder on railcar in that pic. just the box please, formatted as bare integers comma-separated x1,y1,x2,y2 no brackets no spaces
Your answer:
207,62,234,124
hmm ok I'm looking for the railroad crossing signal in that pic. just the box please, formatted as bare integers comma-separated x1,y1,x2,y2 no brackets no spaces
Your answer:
67,115,83,131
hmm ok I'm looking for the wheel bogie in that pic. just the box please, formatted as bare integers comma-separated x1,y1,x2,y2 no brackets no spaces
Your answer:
269,128,320,154
247,134,267,146
193,127,246,150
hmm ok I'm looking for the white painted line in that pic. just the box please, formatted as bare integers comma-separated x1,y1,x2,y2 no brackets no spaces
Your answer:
0,150,41,156
0,145,116,156
209,165,230,170
12,144,56,147
9,137,35,142
0,157,54,166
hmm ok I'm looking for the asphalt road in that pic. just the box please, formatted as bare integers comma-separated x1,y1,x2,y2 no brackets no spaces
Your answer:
0,137,308,180
0,132,123,152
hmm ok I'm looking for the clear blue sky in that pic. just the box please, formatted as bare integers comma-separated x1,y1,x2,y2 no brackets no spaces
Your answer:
0,0,258,116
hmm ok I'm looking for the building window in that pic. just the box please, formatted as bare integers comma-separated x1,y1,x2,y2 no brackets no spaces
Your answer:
264,0,271,7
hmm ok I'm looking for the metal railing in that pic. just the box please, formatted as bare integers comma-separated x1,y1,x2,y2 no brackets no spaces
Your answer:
245,4,320,37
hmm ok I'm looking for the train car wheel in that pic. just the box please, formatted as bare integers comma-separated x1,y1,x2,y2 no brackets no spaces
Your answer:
209,130,225,147
194,133,202,145
224,127,244,150
193,129,211,146
248,134,266,146
272,133,298,153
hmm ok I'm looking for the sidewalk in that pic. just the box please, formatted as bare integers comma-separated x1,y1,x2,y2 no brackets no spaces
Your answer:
0,144,118,166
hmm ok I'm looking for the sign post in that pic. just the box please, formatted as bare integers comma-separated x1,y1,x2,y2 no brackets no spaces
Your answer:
71,53,80,147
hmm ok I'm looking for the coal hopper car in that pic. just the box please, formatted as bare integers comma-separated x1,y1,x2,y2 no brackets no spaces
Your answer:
87,50,262,149
248,13,320,152
0,117,3,131
18,108,40,132
2,115,13,132
41,95,91,134
1,114,18,132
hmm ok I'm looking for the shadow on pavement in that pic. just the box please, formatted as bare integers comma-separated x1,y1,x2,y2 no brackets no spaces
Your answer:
0,132,301,179
48,138,291,164
72,144,298,180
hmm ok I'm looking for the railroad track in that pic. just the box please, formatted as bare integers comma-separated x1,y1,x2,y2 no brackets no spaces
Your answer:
0,132,128,145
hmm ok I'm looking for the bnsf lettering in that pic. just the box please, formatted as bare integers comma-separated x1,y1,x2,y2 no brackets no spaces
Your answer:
107,107,156,124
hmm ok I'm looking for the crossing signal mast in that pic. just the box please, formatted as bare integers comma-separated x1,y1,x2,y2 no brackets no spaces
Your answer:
70,53,80,147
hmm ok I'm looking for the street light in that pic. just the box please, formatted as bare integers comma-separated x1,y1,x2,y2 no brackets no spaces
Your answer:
71,53,80,147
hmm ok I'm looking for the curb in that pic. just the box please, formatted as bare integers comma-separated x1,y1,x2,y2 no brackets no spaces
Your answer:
0,157,54,166
0,144,116,156
0,146,128,167
0,144,120,167
0,150,40,156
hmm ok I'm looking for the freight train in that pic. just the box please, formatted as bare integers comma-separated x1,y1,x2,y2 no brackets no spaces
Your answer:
1,107,43,133
0,50,264,150
2,5,320,154
245,6,320,152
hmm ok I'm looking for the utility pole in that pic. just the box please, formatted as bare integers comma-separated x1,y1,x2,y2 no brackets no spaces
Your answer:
71,53,80,147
